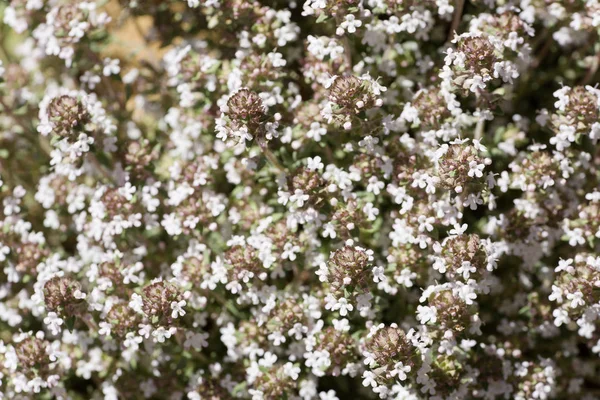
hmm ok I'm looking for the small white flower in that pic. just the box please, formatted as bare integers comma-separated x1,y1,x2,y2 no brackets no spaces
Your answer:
290,189,309,207
333,297,353,316
337,14,362,35
372,266,386,283
103,58,121,76
449,223,468,236
390,362,411,381
307,156,324,170
468,160,485,178
417,305,437,324
362,371,377,388
171,300,187,318
44,312,63,335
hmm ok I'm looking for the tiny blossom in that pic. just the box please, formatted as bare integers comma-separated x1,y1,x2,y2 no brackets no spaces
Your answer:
337,15,362,36
390,362,412,381
44,312,63,335
332,297,353,316
290,189,309,207
307,156,324,171
170,300,187,318
0,1,598,398
102,58,120,77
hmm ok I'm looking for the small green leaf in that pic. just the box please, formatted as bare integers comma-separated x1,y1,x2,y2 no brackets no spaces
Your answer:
316,14,329,23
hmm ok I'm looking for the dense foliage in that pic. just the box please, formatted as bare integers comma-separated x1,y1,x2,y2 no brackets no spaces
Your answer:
1,0,600,399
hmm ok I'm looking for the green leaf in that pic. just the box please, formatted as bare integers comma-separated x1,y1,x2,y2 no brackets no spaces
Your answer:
316,14,329,23
232,382,247,395
518,306,530,316
65,316,76,332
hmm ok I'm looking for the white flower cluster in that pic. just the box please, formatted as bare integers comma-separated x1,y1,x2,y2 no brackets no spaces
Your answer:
1,0,600,399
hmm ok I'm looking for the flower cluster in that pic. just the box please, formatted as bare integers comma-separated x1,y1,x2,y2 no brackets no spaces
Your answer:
1,1,600,399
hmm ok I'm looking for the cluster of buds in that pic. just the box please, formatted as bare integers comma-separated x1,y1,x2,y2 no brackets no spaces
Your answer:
35,2,110,66
1,0,600,398
43,276,86,318
141,280,187,325
325,244,373,299
362,324,419,386
419,288,472,333
216,88,267,146
249,362,298,399
549,255,600,337
433,234,490,282
45,95,90,140
436,142,490,194
411,87,453,129
224,244,266,290
442,12,532,100
14,332,51,378
548,86,600,149
509,148,561,192
312,326,359,376
322,75,385,130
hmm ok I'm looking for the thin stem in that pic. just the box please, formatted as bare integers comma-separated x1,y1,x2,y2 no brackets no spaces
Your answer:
0,96,35,131
0,24,12,63
532,35,553,69
582,51,600,86
448,0,465,42
257,136,285,173
88,153,118,185
474,118,485,140
0,41,11,63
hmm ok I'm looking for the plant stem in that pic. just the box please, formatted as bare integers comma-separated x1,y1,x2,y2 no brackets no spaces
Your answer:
582,51,600,86
257,136,285,173
448,0,465,42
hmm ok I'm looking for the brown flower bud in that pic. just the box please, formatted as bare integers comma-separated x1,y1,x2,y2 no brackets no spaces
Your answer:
329,245,372,295
47,95,89,139
226,88,265,129
315,327,359,375
365,325,419,376
43,276,86,317
142,280,184,325
15,335,48,370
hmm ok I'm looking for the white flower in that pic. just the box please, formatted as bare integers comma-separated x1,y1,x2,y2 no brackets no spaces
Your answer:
566,291,585,309
390,362,411,381
99,321,112,336
332,318,350,332
468,160,485,178
556,259,574,274
363,202,379,221
467,75,486,93
102,58,121,76
417,305,437,324
152,327,177,343
129,293,144,313
282,242,301,261
0,243,10,261
284,362,301,380
457,261,476,280
553,308,570,327
323,223,337,238
290,189,309,207
362,371,377,388
319,390,339,400
171,300,187,318
449,223,468,236
307,156,324,170
44,312,63,335
337,15,362,35
332,297,353,316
